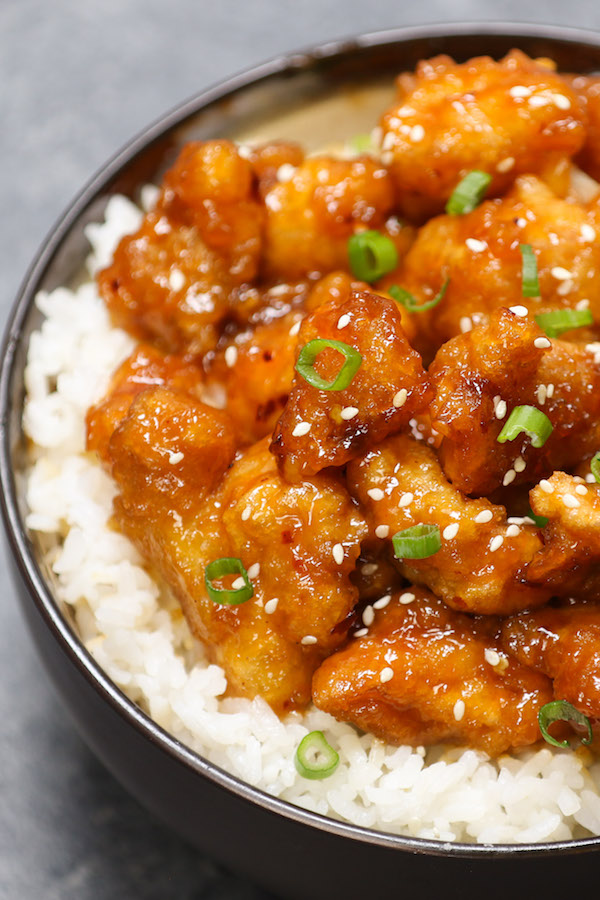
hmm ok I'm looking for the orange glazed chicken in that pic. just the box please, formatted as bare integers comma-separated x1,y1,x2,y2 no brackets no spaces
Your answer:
86,48,600,767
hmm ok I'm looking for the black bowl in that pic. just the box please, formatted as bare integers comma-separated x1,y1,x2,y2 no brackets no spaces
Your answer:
3,22,600,900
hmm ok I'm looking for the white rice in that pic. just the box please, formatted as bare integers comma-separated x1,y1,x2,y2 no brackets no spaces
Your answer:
22,193,600,844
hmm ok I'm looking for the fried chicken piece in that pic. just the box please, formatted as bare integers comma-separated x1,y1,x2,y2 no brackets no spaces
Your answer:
108,393,366,711
260,154,397,279
98,140,264,357
313,588,553,755
429,309,600,495
526,472,600,597
380,176,600,359
270,290,432,481
347,433,548,615
86,344,205,463
502,601,600,718
569,75,600,182
380,51,585,219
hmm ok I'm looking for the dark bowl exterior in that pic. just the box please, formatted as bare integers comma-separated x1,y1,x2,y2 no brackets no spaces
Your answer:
3,23,600,899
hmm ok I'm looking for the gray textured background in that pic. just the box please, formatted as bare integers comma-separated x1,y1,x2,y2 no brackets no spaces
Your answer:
2,2,600,898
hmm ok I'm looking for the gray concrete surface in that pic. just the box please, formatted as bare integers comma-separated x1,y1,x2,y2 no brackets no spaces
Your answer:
1,1,600,897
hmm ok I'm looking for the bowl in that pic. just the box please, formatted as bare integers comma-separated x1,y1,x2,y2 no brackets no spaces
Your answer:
3,22,600,900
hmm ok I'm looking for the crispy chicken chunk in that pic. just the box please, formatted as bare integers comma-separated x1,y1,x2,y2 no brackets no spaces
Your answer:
107,392,367,711
381,176,600,358
347,434,548,615
98,140,264,357
502,601,600,719
313,588,553,755
569,75,600,182
429,309,600,495
380,51,585,219
271,290,431,481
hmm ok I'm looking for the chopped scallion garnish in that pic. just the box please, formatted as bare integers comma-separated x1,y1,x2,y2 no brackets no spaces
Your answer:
497,405,553,449
348,133,372,153
520,244,540,298
389,278,450,313
347,230,398,282
295,731,340,779
535,308,593,338
205,558,254,605
445,170,491,215
538,700,593,749
295,338,362,391
591,452,600,484
392,524,441,560
527,508,549,529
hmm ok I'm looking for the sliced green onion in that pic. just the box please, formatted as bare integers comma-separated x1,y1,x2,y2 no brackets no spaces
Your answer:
295,731,340,780
389,278,450,313
535,308,594,338
392,524,441,560
295,338,362,391
538,700,593,749
527,508,549,529
205,558,254,605
347,230,398,282
591,452,600,484
497,405,553,449
520,244,540,298
445,170,492,215
348,132,373,153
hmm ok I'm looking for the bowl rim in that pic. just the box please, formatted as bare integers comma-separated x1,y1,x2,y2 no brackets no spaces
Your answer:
3,20,600,859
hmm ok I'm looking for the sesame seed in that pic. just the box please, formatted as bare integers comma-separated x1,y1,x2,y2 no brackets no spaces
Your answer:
289,320,302,336
465,238,488,253
475,509,493,524
232,576,246,590
496,156,515,173
168,268,185,291
495,400,507,420
367,488,385,501
575,484,588,496
382,131,396,151
443,522,459,540
546,383,555,398
393,388,408,408
241,507,252,521
247,563,260,580
503,470,516,487
375,524,390,539
484,648,501,666
168,451,184,464
264,598,279,614
551,93,571,110
513,456,526,473
562,494,580,509
292,421,311,437
361,563,378,575
586,473,597,483
557,279,574,297
341,406,359,420
490,535,504,552
580,224,596,242
332,543,344,565
506,524,521,537
353,628,369,638
509,85,531,98
540,479,554,494
509,305,528,317
276,163,296,182
380,667,394,683
374,594,391,610
453,699,466,721
362,605,375,626
224,345,238,368
301,635,318,645
528,94,549,108
537,384,547,406
399,592,416,604
551,266,573,280
576,298,590,310
409,124,425,143
337,313,351,329
459,316,473,333
398,492,414,508
534,336,551,349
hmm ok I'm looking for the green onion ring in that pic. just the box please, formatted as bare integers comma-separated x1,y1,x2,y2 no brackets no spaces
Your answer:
591,452,600,484
497,405,553,449
520,244,540,298
538,700,593,749
347,230,398,282
389,278,450,313
204,557,254,605
535,308,594,338
295,731,340,780
445,170,492,215
527,508,549,529
392,524,442,560
295,338,362,391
